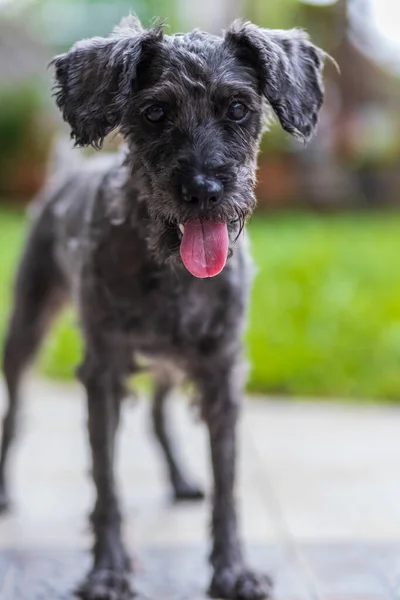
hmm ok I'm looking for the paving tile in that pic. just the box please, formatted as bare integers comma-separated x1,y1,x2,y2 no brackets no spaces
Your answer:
2,545,400,599
244,398,400,541
297,544,390,599
2,380,400,598
0,547,286,600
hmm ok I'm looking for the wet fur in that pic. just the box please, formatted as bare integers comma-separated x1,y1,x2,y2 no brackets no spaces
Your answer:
0,15,326,600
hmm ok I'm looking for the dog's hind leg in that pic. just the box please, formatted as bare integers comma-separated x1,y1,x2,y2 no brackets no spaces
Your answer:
0,216,67,513
152,373,204,501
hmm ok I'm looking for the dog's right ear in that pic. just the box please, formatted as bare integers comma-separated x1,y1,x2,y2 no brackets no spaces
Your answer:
51,15,163,148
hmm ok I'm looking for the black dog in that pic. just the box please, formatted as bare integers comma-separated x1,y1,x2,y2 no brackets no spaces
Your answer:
0,15,326,600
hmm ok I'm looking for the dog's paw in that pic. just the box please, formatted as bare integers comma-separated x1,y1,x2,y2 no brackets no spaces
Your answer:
76,569,134,600
173,478,205,502
209,567,273,600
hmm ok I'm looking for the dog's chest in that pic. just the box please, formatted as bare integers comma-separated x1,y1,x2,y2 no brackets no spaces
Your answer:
85,225,248,357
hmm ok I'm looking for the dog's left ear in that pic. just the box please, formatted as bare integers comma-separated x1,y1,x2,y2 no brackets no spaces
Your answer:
225,22,326,141
51,15,163,148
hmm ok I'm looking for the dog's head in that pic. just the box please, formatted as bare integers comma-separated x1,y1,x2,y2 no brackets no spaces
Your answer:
52,15,326,278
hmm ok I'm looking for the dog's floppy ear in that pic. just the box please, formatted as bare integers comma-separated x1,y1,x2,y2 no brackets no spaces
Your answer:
225,22,326,141
51,15,163,148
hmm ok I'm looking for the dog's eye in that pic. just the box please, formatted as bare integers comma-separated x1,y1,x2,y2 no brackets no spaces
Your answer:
227,102,248,122
145,105,166,123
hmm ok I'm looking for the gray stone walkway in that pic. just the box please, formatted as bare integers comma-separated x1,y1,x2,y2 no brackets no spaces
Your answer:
2,378,400,598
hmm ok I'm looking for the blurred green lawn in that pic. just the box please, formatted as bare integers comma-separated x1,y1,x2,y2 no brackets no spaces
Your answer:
1,204,400,400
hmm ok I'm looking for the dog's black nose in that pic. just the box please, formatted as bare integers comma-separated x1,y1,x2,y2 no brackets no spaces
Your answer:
181,175,223,207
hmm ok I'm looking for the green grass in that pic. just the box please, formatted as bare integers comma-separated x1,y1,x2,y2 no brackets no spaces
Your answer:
1,205,400,400
247,213,400,400
0,207,26,348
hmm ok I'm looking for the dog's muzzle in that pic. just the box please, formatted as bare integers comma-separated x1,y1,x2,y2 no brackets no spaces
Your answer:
175,175,229,278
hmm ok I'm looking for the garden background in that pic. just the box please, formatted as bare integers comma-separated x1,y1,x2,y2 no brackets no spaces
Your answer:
1,0,400,400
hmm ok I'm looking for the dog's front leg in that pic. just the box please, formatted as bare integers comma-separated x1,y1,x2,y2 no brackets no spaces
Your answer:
76,354,132,600
200,361,272,600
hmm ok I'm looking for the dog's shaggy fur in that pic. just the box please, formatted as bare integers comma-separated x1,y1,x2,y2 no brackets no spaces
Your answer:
0,15,326,599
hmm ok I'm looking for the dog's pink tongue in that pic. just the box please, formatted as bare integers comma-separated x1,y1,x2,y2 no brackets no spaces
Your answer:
180,219,229,278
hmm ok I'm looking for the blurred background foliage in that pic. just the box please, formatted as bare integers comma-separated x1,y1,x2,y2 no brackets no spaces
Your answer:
0,0,399,400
